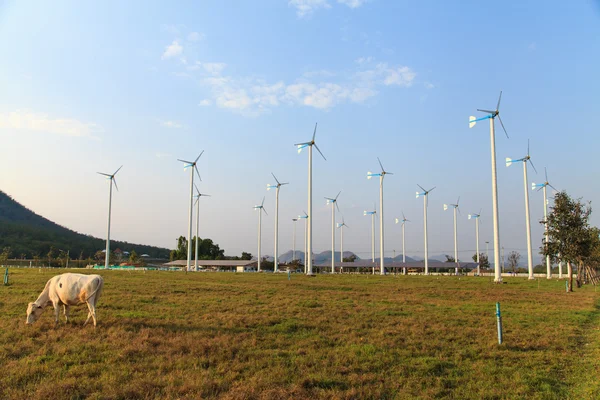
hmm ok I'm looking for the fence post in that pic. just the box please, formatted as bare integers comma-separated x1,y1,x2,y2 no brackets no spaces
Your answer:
4,268,8,286
496,302,503,345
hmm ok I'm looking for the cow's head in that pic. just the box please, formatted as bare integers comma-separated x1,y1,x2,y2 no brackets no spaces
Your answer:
26,302,44,324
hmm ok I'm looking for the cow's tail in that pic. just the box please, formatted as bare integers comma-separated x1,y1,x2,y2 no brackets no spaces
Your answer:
85,276,104,303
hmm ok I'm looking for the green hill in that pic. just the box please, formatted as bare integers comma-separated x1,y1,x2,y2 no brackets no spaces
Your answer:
0,191,170,259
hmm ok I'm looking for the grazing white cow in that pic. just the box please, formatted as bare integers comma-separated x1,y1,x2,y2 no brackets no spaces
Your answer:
26,273,104,327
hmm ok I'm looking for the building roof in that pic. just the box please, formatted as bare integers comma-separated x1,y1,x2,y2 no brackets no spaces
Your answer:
314,261,479,269
163,260,257,267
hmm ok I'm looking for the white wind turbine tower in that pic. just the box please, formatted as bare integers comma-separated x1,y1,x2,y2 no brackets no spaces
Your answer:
395,213,409,275
254,197,268,272
295,123,326,275
298,212,308,272
325,191,341,274
178,152,204,272
267,173,288,273
292,218,298,263
193,184,210,272
470,91,509,282
468,210,482,276
364,205,377,263
416,185,436,275
506,140,537,280
443,197,461,275
97,165,122,269
368,158,393,275
337,217,348,265
532,168,558,279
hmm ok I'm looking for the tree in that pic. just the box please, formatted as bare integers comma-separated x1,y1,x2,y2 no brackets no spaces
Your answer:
445,255,455,263
343,254,357,262
47,246,55,267
0,247,11,265
508,251,521,273
472,253,490,270
543,191,593,292
241,252,252,260
129,250,139,264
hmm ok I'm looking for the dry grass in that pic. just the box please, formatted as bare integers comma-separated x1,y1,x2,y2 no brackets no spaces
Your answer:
1,269,599,399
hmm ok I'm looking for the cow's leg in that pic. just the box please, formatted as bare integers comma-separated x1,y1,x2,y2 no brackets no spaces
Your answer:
53,302,60,326
63,305,71,323
84,302,97,327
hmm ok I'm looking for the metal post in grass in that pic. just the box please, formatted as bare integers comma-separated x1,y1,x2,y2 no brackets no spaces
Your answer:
288,270,291,281
496,302,503,344
4,268,8,286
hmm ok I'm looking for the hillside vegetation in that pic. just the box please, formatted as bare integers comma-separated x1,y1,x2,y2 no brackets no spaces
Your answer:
0,191,170,259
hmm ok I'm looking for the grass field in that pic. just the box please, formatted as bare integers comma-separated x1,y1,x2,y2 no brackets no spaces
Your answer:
1,269,600,399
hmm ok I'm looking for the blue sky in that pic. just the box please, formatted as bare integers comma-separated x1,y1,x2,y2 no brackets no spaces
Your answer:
1,1,599,261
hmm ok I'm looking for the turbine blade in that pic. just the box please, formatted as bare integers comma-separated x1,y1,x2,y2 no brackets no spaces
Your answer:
469,116,477,129
417,184,426,192
112,177,119,192
314,144,326,161
271,172,280,185
497,115,509,138
548,184,558,192
496,90,503,111
195,183,200,195
335,202,340,212
281,182,289,186
505,157,512,167
263,208,268,215
194,150,204,164
261,196,265,207
377,157,384,172
457,196,460,205
113,165,123,176
312,123,317,142
177,159,193,164
194,165,202,181
477,109,496,114
97,172,111,177
335,191,341,201
545,167,548,183
529,158,538,174
428,187,436,192
527,139,530,157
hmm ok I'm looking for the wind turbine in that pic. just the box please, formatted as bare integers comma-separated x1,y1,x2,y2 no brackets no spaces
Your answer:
193,184,210,272
468,210,482,276
506,140,536,280
325,191,341,274
368,158,393,275
364,205,377,263
443,197,461,275
178,152,204,272
469,91,509,282
533,167,558,279
298,212,308,273
97,165,122,269
395,213,409,274
254,197,268,272
337,217,348,265
416,185,435,274
267,173,288,273
292,218,298,263
295,123,326,275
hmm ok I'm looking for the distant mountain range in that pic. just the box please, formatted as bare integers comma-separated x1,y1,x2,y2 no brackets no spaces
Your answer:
0,190,170,259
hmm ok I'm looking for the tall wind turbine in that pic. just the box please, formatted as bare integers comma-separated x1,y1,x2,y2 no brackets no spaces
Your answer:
443,197,461,275
254,197,268,272
468,210,482,276
395,213,409,274
298,212,308,272
295,123,326,275
506,140,536,280
325,191,341,274
368,158,393,275
292,218,298,263
532,168,558,279
337,217,348,265
416,185,435,274
178,152,204,272
364,205,377,263
97,165,122,269
193,184,210,272
267,173,288,273
470,91,509,282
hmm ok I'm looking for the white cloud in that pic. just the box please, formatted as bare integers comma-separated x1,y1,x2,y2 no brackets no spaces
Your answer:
337,0,367,8
160,120,184,129
161,40,183,60
198,99,212,106
355,56,373,64
0,110,101,138
382,66,416,87
289,0,331,17
424,82,435,89
187,32,205,42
